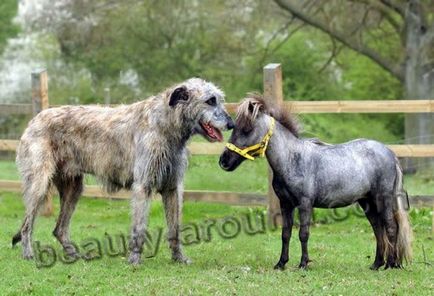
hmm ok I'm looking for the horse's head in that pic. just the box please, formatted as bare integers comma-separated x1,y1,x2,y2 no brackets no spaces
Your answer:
219,95,273,171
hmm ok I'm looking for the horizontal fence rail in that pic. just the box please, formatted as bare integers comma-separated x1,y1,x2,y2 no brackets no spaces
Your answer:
1,180,432,207
284,100,434,113
4,100,434,115
2,139,434,157
0,104,33,115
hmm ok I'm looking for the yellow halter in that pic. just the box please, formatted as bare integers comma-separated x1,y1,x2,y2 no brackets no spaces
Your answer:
225,118,275,161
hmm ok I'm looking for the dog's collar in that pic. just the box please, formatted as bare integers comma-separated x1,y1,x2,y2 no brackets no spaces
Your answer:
226,118,275,161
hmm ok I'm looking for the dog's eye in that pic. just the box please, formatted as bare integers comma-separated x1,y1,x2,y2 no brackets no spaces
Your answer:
206,97,217,106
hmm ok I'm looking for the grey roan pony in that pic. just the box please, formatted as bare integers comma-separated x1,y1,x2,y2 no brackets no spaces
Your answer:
219,95,412,270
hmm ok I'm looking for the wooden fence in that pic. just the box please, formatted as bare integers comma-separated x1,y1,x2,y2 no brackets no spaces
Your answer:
0,65,433,231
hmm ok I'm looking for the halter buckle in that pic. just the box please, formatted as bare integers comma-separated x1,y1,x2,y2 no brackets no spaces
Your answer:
225,118,275,161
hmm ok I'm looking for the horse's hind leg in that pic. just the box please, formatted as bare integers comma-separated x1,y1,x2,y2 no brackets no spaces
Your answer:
382,195,399,269
358,198,385,270
52,174,83,257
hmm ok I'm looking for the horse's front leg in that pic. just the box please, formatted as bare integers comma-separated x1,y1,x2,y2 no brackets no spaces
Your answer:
298,199,313,269
274,201,295,270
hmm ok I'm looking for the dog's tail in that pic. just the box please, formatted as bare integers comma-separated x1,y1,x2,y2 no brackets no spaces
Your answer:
12,229,22,247
393,162,413,266
12,217,28,247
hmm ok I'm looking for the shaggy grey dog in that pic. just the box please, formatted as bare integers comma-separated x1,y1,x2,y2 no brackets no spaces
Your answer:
12,78,234,265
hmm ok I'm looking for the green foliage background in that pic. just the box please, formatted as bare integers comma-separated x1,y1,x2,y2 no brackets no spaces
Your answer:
0,0,19,53
0,0,406,144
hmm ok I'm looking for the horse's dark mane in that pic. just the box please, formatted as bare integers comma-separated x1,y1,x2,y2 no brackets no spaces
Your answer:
236,93,300,137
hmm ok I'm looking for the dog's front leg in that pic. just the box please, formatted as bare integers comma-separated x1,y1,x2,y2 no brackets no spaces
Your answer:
161,185,191,264
128,185,152,265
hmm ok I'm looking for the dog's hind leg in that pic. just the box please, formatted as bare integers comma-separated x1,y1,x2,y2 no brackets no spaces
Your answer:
52,174,83,258
18,172,54,259
359,198,385,270
128,184,152,265
161,185,191,264
14,139,56,260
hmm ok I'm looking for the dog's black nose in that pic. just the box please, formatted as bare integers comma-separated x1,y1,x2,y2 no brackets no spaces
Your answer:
227,118,235,130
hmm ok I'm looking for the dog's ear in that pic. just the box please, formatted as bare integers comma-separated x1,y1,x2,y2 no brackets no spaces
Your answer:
169,86,189,107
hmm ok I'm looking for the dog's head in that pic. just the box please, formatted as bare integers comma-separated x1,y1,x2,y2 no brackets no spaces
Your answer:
168,78,234,142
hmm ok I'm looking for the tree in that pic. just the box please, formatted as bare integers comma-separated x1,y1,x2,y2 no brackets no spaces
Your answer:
273,0,434,170
20,0,278,101
0,0,19,53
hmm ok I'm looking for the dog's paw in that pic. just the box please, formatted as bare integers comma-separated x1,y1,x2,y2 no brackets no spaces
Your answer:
23,254,34,260
173,254,192,265
128,252,142,265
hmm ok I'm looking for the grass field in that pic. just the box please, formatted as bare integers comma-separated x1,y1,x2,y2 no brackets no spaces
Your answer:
1,147,434,295
0,192,433,295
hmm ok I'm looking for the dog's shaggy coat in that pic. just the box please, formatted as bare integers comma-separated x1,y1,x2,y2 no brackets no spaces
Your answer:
13,78,233,264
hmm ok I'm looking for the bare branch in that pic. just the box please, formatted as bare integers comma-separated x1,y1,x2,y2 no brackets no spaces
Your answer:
251,20,305,85
379,0,406,17
319,37,343,73
270,23,305,55
256,20,304,73
273,0,404,81
348,0,403,34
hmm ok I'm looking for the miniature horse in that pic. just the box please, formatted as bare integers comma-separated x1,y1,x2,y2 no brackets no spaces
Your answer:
219,95,412,270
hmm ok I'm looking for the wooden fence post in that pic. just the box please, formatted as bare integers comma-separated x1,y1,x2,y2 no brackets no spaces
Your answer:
31,69,53,216
263,64,283,226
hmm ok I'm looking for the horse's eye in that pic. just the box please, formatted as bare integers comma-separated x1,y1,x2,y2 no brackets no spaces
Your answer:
206,97,217,106
242,127,252,135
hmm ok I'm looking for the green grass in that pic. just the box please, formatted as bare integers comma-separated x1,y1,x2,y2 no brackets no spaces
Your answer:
1,140,434,294
0,192,433,295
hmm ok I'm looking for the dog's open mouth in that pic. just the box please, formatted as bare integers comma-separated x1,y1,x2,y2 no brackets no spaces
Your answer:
199,120,223,142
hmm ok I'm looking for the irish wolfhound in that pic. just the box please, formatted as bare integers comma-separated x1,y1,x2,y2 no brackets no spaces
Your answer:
12,78,234,265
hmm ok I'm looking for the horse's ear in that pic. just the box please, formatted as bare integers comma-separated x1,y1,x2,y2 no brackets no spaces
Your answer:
248,101,263,116
169,86,189,107
248,102,254,113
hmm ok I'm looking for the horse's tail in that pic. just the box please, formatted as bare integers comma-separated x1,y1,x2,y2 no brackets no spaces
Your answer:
392,162,413,265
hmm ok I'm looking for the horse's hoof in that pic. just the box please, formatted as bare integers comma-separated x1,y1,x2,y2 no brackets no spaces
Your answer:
273,262,286,270
298,263,309,269
369,262,384,270
128,252,142,265
384,262,400,269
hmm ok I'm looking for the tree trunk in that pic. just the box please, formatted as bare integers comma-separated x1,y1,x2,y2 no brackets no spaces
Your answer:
403,0,434,172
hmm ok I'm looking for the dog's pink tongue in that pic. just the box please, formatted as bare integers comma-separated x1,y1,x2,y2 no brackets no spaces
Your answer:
213,128,223,142
204,123,223,142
